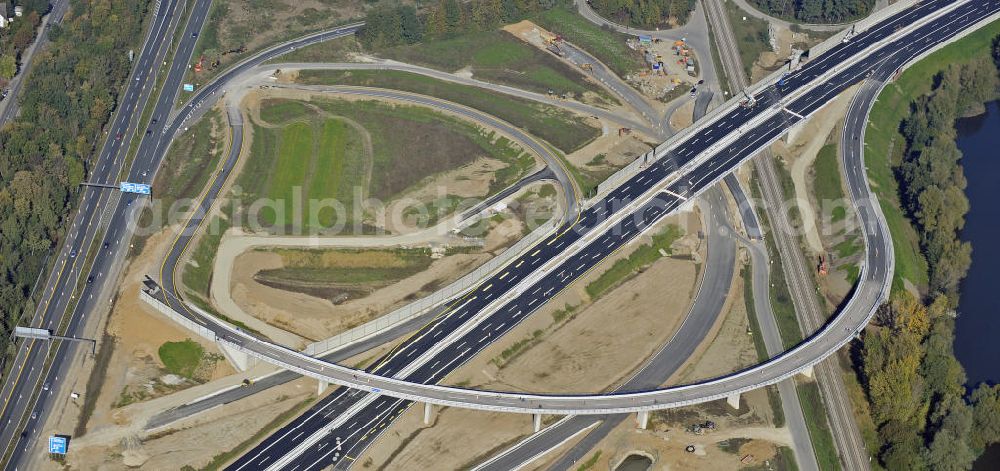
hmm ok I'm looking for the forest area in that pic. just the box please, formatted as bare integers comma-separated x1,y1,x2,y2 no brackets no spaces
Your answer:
0,0,48,83
858,41,1000,471
750,0,873,24
0,0,151,368
586,0,697,28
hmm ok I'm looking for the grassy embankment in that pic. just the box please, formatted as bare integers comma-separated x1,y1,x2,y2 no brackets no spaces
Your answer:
254,247,437,302
724,0,772,79
811,143,862,282
181,97,534,298
585,225,685,299
532,6,646,78
179,0,363,103
241,98,535,230
295,69,599,155
862,20,1000,292
378,29,618,106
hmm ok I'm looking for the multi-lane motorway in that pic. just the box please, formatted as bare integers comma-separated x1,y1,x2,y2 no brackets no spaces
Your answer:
209,2,998,469
1,0,995,469
0,0,212,466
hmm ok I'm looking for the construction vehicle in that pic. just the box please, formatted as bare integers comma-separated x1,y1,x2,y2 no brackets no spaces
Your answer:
580,63,592,71
618,127,632,136
818,255,828,275
193,55,205,73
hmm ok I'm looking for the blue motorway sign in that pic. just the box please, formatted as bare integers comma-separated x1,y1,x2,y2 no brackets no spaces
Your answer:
48,436,67,455
120,182,151,195
183,83,195,92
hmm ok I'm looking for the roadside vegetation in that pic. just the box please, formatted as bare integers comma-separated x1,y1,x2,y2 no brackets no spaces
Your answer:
238,97,535,233
724,0,772,79
586,0,697,29
134,108,227,255
0,0,152,371
254,247,436,302
378,30,617,106
857,25,1000,470
296,70,599,153
749,0,872,24
181,0,372,97
0,0,47,83
532,5,646,78
585,225,684,299
158,338,222,380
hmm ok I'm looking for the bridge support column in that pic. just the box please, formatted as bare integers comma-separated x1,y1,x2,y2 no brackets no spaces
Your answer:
799,365,814,379
636,410,649,429
726,392,741,410
318,380,328,395
533,413,542,433
423,402,433,425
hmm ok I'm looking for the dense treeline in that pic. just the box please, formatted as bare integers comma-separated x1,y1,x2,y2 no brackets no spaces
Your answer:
750,0,873,24
862,293,1000,470
587,0,697,28
859,39,1000,471
0,0,48,81
897,56,999,299
0,0,151,365
360,0,562,48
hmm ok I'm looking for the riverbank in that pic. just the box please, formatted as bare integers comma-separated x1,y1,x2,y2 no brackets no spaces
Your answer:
857,19,1000,470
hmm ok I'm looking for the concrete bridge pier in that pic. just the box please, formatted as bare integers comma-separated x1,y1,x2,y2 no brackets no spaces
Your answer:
533,413,542,433
726,392,741,409
423,402,433,425
318,380,329,395
636,410,650,429
799,365,814,379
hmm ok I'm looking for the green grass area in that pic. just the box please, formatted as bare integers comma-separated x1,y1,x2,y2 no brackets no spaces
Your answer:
742,266,768,362
811,143,847,223
134,109,227,257
267,34,362,64
494,329,545,367
585,225,684,299
192,397,315,471
378,29,616,105
182,210,232,299
157,339,205,379
724,0,772,79
797,381,842,471
240,97,537,232
833,237,861,258
861,20,1000,292
258,247,435,285
576,451,602,471
295,69,600,153
532,6,646,78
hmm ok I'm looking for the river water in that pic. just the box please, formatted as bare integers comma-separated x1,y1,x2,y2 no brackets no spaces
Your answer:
953,100,1000,470
953,100,1000,386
